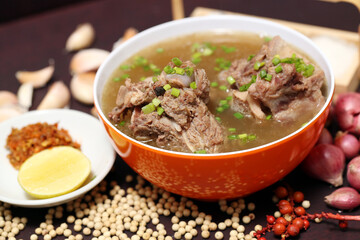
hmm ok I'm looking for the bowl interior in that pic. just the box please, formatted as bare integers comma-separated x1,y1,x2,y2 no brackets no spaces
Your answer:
94,15,334,156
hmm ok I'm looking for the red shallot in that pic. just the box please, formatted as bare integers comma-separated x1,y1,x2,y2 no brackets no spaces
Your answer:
316,128,333,145
334,131,359,159
301,143,345,187
324,187,360,210
347,156,360,191
335,92,360,135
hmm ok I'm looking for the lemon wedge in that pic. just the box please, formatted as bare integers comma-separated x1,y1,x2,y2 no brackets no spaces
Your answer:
18,146,91,199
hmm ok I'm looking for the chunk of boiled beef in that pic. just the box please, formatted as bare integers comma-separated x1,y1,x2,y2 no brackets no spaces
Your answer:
223,36,325,122
109,59,223,153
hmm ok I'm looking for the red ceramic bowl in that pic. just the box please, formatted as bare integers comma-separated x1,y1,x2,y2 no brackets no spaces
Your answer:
94,16,334,200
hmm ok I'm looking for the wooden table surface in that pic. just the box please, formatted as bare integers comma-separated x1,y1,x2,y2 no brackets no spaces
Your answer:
0,0,359,239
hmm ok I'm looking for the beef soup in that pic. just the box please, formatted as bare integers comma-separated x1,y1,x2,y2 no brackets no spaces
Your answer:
102,32,326,153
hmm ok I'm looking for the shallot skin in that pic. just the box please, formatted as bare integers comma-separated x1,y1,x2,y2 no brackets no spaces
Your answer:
335,132,359,159
301,144,345,187
347,156,360,191
324,187,360,210
335,93,360,135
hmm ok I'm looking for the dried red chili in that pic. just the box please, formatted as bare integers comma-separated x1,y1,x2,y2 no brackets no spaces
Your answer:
6,122,80,169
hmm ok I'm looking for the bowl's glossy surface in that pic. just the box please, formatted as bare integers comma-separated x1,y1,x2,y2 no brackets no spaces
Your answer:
94,16,334,200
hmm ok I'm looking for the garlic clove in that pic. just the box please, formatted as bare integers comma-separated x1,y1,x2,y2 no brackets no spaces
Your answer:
112,27,138,50
37,81,70,110
17,83,33,110
66,23,95,52
70,72,95,105
324,187,360,210
0,105,26,122
0,91,18,107
70,48,110,75
15,61,55,88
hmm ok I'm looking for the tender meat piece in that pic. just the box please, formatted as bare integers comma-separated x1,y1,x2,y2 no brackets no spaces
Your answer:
109,78,155,121
227,36,325,123
231,91,252,117
193,68,210,104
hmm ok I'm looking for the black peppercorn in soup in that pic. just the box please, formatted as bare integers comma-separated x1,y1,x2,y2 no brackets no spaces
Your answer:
101,32,326,154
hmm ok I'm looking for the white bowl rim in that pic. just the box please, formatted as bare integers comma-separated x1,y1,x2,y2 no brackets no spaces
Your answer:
0,109,116,207
94,15,335,158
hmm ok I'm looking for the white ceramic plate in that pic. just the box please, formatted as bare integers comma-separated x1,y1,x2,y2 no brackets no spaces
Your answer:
0,109,115,208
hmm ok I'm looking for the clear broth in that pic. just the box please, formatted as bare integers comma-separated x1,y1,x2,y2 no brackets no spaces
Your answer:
102,32,322,153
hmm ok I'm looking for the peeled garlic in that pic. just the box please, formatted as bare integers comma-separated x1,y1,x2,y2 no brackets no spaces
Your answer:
37,81,70,110
17,83,33,110
70,72,95,104
0,91,18,107
15,61,54,88
112,27,138,50
69,48,109,74
66,23,95,52
0,105,26,122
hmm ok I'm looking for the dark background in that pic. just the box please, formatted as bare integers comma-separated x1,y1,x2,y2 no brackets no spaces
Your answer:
0,0,359,239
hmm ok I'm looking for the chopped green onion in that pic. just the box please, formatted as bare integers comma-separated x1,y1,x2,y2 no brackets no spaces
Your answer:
259,69,267,79
272,57,281,66
185,67,194,76
266,114,272,120
190,81,197,89
172,57,182,66
238,133,248,140
140,76,146,81
215,58,231,71
174,67,185,75
120,65,131,70
164,65,174,74
228,135,238,140
194,150,207,154
292,53,297,59
219,100,228,106
239,75,256,92
119,121,126,126
303,64,314,77
157,106,164,115
228,128,236,133
191,43,200,52
227,76,236,85
226,96,233,101
275,65,283,73
281,57,293,64
142,103,155,114
264,74,272,81
156,48,164,53
248,134,257,141
113,77,121,82
233,112,244,119
247,54,255,61
203,48,214,56
222,103,230,110
163,84,172,91
191,52,202,64
210,82,219,87
171,88,180,97
215,117,221,122
152,98,161,107
221,45,236,53
152,76,158,82
134,56,148,66
254,61,265,71
219,85,228,91
216,107,224,113
264,36,272,42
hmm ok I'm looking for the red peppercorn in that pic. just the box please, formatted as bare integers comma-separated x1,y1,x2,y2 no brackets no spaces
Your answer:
293,191,305,203
258,237,267,240
275,186,288,199
292,217,304,230
276,217,288,226
287,224,300,237
279,204,293,215
273,223,286,235
278,199,291,207
339,220,348,229
294,206,306,216
267,215,276,225
303,219,310,230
